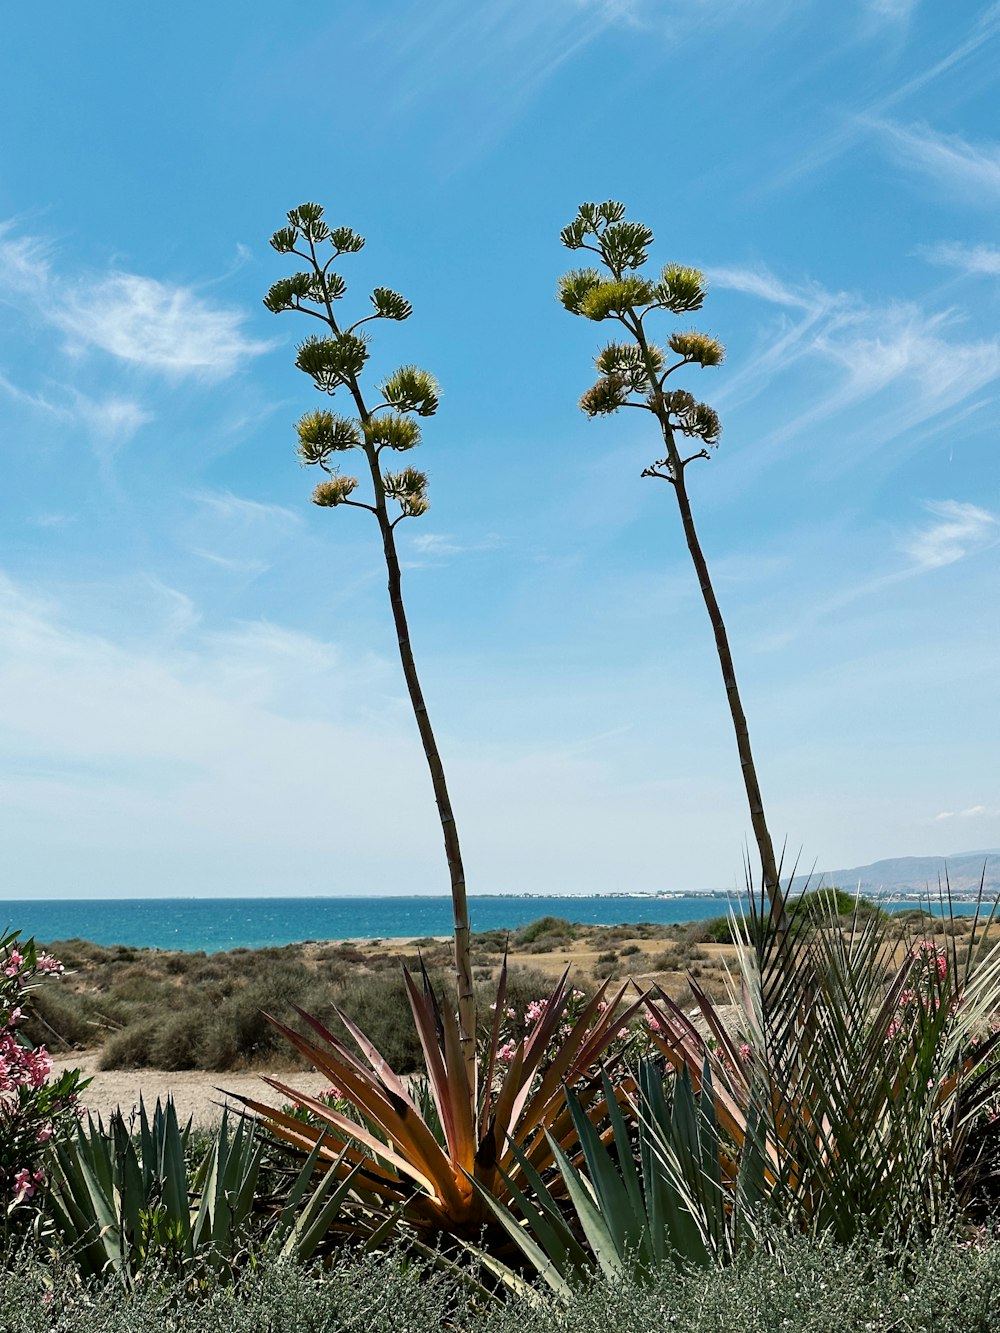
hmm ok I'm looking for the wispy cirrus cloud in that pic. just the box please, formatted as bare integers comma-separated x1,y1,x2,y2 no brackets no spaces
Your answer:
901,499,999,570
0,370,151,450
0,221,271,379
709,264,1000,469
865,0,920,22
918,241,1000,278
874,120,1000,202
190,490,300,528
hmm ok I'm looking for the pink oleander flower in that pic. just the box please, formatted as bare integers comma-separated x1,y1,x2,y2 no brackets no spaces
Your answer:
11,1167,44,1204
617,1027,630,1041
738,1042,752,1062
5,1006,22,1028
524,1000,546,1024
37,1124,53,1144
4,950,24,979
36,954,64,975
644,1013,661,1033
497,1040,517,1063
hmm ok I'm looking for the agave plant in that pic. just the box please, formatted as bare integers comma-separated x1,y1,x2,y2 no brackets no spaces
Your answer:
473,891,1000,1295
238,962,645,1239
637,888,1000,1243
474,1062,769,1297
47,1097,357,1282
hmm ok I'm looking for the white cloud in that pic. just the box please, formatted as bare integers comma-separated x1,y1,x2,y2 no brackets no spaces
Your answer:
710,266,1000,468
707,264,829,311
0,222,271,380
408,531,502,561
0,370,151,449
918,241,1000,278
934,805,1000,821
866,0,919,21
901,500,999,570
875,121,1000,202
191,490,300,528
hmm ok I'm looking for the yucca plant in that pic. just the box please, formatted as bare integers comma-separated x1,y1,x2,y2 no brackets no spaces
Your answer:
238,962,645,1240
638,889,1000,1243
475,893,1000,1295
47,1097,357,1282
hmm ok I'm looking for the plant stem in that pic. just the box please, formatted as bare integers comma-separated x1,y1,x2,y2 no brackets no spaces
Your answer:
668,462,784,920
636,317,786,924
369,462,476,1079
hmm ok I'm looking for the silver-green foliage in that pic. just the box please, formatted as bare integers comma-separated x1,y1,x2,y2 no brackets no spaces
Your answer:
47,1096,355,1283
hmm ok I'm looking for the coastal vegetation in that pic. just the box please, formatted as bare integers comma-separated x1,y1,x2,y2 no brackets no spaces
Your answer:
3,199,999,1329
24,918,734,1072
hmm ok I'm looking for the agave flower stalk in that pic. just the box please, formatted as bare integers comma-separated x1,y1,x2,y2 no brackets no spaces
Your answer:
558,202,784,924
264,203,475,1076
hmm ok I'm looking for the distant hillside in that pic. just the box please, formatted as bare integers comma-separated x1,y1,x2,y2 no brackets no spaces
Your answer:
788,850,1000,898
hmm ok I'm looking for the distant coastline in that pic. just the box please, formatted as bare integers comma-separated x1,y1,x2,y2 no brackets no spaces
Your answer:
3,887,990,955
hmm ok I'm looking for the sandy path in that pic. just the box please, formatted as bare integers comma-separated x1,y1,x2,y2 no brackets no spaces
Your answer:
53,1053,332,1128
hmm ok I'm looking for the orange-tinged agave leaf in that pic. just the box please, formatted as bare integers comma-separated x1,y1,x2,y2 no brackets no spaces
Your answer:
686,975,748,1087
259,1076,441,1196
330,1006,417,1108
401,967,460,1159
261,1016,457,1202
438,996,477,1181
287,1007,382,1083
512,988,645,1143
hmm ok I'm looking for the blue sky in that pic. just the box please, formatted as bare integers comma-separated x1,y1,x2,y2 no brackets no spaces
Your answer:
1,1,998,899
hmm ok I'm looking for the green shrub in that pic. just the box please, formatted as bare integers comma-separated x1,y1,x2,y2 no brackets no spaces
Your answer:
514,916,578,950
6,1229,1000,1332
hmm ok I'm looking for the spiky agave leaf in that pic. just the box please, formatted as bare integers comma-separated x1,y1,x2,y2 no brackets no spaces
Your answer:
236,968,647,1239
640,889,1000,1243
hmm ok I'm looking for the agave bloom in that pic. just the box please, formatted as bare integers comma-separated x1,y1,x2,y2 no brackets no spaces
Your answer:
238,962,645,1237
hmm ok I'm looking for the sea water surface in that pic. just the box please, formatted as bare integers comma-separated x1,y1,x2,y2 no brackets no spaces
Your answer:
0,895,979,954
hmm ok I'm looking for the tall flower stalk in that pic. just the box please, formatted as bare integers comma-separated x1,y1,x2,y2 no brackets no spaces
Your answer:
558,201,785,922
264,203,475,1071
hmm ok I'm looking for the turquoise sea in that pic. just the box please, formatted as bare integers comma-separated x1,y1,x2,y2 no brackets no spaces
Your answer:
0,894,981,954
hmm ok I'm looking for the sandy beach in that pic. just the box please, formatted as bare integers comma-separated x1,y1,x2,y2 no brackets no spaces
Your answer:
52,1052,333,1128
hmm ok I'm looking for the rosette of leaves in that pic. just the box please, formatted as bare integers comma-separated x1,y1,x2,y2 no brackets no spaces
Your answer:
265,202,475,1078
236,961,645,1241
47,1097,359,1283
635,887,1000,1244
